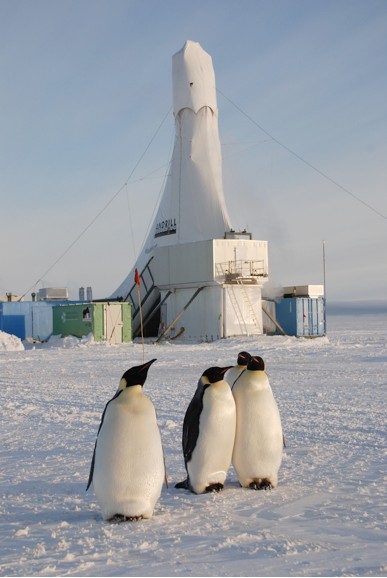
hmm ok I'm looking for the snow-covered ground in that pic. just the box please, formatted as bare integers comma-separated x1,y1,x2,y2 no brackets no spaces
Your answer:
1,312,386,577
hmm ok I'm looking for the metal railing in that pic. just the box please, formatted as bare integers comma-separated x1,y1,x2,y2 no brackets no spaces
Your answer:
216,260,267,284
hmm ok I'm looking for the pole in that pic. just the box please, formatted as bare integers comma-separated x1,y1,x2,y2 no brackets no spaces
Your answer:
137,284,145,361
323,240,327,334
134,268,144,361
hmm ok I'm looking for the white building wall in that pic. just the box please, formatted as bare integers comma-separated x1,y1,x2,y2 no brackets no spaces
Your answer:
154,238,268,340
159,283,264,341
153,239,268,288
223,285,263,337
154,241,214,287
160,286,223,341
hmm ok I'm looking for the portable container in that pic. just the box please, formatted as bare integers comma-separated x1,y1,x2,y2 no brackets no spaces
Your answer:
275,297,326,337
52,302,132,343
0,301,68,341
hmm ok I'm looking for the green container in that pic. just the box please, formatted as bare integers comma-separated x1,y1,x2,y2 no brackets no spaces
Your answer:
53,303,132,343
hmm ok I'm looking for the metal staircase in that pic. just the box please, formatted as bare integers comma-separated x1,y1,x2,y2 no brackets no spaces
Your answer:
215,261,263,335
236,278,262,332
123,257,161,336
226,284,247,334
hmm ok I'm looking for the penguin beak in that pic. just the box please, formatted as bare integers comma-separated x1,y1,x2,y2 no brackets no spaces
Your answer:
139,359,157,373
220,366,233,376
137,359,157,388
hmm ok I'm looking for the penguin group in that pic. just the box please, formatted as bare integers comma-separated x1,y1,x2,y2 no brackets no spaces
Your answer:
86,351,284,521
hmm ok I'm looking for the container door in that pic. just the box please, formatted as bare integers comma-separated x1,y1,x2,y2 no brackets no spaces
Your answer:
296,299,307,336
32,305,53,341
317,298,326,336
104,304,123,344
310,299,317,336
121,303,132,342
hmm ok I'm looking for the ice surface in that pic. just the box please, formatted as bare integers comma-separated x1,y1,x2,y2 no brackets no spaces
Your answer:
0,313,386,576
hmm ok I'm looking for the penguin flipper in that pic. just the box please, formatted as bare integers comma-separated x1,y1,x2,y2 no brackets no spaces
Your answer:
163,452,169,489
86,440,97,491
182,390,204,464
96,390,122,435
86,390,122,491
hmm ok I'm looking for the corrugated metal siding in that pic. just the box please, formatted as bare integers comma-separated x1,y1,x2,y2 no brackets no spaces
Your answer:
0,301,61,341
276,297,326,337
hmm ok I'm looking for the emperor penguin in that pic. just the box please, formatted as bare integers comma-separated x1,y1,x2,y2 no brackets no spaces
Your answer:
232,355,283,490
86,359,166,521
224,351,252,390
175,366,235,494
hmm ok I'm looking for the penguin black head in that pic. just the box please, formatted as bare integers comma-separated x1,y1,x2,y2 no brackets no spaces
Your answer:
120,359,157,389
237,351,252,366
247,356,265,371
202,366,233,384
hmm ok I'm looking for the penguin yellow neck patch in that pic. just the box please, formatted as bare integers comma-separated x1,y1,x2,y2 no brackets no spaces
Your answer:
119,377,127,391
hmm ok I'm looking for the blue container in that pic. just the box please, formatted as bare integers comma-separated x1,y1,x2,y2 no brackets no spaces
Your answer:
275,297,326,337
0,301,77,341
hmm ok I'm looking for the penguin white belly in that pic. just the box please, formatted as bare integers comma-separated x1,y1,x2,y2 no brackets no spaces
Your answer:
93,393,164,520
233,386,283,488
188,384,236,494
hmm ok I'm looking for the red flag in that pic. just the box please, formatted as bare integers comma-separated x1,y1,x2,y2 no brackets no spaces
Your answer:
134,268,141,287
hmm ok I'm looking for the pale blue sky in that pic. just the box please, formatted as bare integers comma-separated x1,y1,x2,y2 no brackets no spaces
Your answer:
1,0,386,301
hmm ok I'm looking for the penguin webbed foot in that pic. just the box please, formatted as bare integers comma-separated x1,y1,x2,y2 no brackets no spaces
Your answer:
249,478,273,491
108,514,144,523
205,482,224,493
175,478,189,490
175,479,224,493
